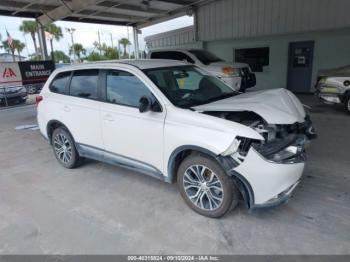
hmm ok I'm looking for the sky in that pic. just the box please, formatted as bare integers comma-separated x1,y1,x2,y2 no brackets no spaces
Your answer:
0,15,193,58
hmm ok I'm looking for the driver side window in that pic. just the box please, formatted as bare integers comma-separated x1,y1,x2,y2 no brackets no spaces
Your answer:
106,70,153,108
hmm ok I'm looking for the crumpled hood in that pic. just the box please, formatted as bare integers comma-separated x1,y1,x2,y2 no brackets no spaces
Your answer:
192,88,306,124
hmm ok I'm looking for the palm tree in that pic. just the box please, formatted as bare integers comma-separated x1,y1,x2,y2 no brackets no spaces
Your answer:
45,23,63,59
2,40,16,61
69,43,86,62
118,38,131,57
13,40,26,61
19,20,39,58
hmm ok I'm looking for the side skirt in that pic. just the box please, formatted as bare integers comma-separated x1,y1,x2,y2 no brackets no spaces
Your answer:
76,143,167,182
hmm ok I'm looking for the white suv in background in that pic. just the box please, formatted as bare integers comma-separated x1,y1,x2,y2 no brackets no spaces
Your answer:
147,49,256,92
37,60,315,218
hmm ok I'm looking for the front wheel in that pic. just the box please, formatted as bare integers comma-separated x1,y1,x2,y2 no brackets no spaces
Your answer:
177,154,239,218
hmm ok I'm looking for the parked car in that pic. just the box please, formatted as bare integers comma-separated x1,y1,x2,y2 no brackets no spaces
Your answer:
0,85,27,105
147,49,256,92
37,60,315,218
315,65,350,114
25,82,45,94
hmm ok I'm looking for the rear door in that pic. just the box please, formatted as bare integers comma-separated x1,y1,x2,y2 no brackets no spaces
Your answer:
63,69,104,149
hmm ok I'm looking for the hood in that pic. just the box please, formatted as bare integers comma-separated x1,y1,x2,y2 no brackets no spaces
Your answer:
192,88,306,124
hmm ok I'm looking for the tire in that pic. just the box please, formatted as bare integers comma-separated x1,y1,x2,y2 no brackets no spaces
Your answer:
51,127,81,169
344,96,350,114
177,154,239,218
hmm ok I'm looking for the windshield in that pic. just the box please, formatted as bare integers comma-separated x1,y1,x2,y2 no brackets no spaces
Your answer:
188,50,223,65
143,66,237,108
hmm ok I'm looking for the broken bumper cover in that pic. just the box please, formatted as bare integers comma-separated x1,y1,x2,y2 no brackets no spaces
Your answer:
230,143,305,210
252,180,300,209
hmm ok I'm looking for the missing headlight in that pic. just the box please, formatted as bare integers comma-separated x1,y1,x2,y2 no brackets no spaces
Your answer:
253,135,307,163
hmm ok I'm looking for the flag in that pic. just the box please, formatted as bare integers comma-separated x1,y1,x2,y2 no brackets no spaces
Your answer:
6,29,13,49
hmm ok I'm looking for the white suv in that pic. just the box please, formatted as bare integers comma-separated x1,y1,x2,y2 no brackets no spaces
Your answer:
37,60,316,218
148,49,256,92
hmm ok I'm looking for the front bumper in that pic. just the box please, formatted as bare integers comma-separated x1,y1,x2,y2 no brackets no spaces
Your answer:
317,91,344,105
252,180,300,209
315,83,345,105
233,147,304,208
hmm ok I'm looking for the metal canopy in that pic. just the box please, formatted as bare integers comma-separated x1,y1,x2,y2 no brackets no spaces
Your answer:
0,0,209,28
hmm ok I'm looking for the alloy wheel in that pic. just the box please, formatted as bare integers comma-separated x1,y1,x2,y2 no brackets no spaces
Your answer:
183,165,224,211
53,133,73,164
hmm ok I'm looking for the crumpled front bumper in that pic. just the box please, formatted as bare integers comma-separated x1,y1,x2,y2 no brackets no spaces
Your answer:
232,147,305,209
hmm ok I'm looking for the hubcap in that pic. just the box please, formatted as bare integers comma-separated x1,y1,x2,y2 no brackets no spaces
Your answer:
53,133,72,164
183,165,224,211
347,99,350,112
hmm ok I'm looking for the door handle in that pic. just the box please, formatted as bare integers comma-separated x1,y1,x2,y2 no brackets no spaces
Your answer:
63,105,71,112
104,114,114,122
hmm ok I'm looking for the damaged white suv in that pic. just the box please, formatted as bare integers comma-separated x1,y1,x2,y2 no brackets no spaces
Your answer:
37,60,316,218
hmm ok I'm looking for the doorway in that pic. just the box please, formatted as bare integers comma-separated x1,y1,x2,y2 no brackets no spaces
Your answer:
287,41,314,93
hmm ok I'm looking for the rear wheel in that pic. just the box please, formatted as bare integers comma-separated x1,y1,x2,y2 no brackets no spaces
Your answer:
51,127,81,168
177,154,239,218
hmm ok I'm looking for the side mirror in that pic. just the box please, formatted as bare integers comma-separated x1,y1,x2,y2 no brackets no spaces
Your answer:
139,96,152,113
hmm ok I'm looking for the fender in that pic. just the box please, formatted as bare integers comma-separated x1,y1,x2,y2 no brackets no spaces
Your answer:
166,145,254,208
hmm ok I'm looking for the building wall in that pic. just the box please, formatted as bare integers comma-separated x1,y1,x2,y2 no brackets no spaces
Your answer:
205,29,350,91
145,26,203,50
197,0,350,41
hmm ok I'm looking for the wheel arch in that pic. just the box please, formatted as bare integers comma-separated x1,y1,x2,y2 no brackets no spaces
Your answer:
46,120,74,144
166,145,254,209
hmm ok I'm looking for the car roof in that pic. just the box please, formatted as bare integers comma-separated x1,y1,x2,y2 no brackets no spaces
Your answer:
56,59,188,71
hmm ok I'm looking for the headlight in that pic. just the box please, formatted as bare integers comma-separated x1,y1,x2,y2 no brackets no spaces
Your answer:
254,135,307,163
222,67,238,76
270,145,303,162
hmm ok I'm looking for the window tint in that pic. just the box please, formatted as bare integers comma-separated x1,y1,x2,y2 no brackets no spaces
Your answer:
151,51,194,64
50,72,71,94
70,70,99,99
106,70,153,107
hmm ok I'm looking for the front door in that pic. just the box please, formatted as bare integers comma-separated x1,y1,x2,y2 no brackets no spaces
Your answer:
100,69,165,176
287,41,314,93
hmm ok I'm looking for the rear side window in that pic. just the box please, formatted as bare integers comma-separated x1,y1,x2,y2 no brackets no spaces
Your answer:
106,70,153,107
70,70,99,100
151,51,194,64
50,72,71,94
